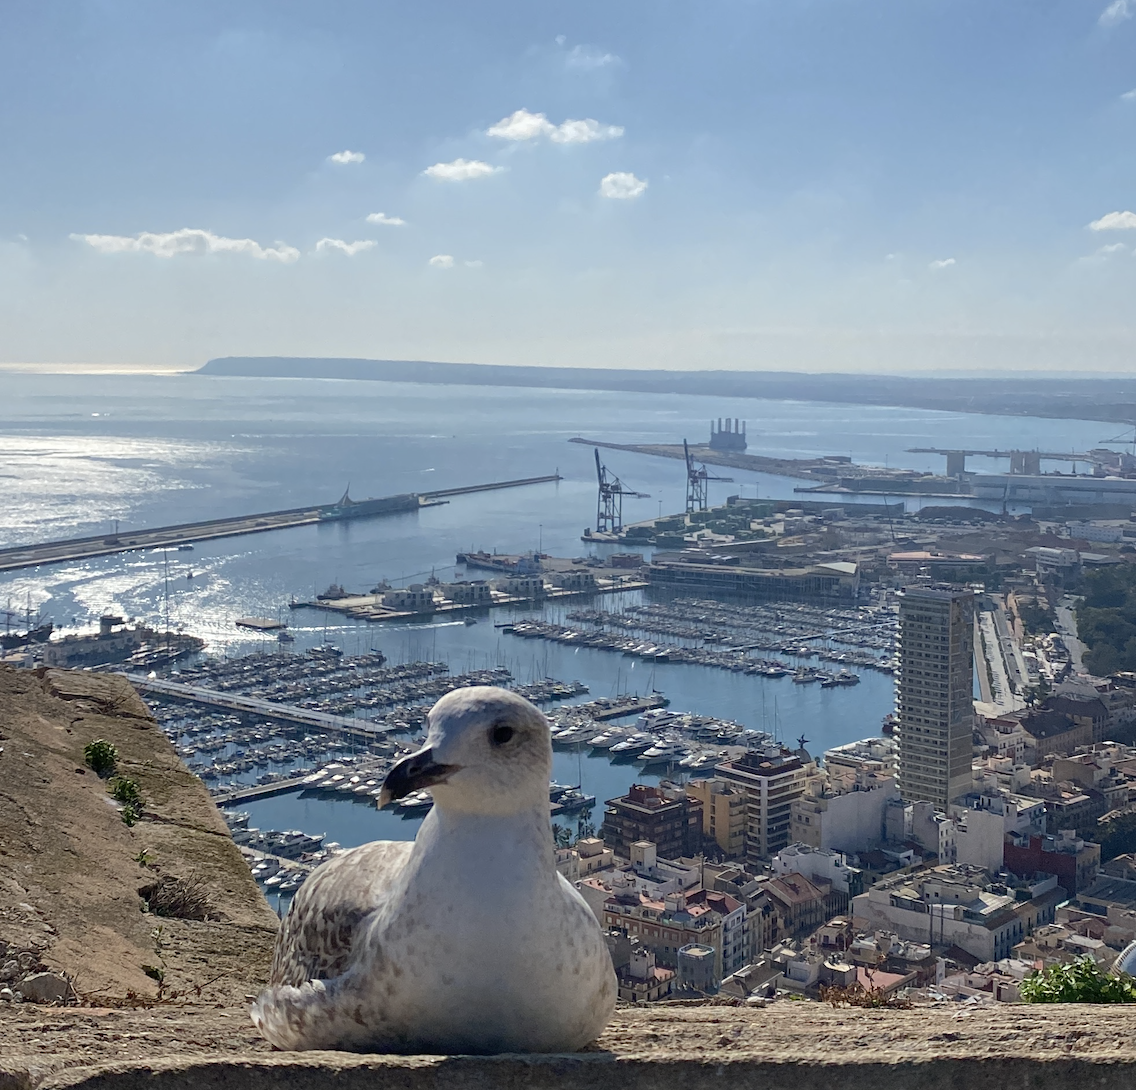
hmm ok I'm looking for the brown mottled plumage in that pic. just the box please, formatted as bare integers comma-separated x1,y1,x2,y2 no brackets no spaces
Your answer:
268,840,412,988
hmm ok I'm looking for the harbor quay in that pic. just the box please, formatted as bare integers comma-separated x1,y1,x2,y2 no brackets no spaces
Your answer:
291,551,648,623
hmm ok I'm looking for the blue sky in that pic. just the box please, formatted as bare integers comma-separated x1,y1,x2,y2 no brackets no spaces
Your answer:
1,0,1134,372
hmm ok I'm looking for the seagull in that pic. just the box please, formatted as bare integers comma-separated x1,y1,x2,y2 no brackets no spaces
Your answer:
251,686,616,1054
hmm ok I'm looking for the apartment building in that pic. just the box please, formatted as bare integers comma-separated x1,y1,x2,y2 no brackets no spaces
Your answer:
714,747,810,864
896,586,975,809
601,784,703,860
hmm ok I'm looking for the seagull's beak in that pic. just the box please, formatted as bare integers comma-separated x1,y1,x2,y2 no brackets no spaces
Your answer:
378,747,461,808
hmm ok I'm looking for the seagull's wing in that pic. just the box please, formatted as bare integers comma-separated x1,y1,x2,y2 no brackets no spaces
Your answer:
252,839,413,1049
268,839,411,987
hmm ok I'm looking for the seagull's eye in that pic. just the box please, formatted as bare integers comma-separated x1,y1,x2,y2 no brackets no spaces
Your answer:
490,724,515,747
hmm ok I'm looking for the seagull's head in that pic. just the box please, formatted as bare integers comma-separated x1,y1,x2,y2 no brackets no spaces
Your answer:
379,686,552,815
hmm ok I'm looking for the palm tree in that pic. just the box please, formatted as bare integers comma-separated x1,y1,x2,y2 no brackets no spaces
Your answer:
551,823,573,848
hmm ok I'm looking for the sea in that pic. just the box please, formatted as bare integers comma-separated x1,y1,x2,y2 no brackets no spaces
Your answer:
0,370,1115,853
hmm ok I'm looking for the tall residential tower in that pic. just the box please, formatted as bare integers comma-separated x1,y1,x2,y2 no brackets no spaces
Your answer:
896,587,975,809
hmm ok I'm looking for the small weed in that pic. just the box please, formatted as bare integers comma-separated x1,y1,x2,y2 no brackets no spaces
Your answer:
110,777,144,825
821,970,912,1010
83,739,118,777
134,848,155,868
142,926,169,998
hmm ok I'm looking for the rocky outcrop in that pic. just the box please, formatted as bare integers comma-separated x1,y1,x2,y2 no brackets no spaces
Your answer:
0,666,277,1006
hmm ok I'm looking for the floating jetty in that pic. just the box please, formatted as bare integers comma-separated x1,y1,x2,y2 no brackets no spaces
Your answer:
235,617,287,632
0,474,562,573
125,674,392,743
212,776,312,805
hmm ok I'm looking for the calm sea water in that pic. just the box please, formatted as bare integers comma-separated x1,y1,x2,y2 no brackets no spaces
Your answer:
0,372,1113,843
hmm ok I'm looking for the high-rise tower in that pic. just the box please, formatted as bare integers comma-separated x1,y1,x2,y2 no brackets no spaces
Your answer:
896,587,975,809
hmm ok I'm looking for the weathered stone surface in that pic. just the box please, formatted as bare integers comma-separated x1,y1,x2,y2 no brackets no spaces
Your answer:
3,1003,1136,1090
16,973,72,1004
0,665,277,1005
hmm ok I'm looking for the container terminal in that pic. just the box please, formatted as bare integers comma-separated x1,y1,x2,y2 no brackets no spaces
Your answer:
572,427,1136,505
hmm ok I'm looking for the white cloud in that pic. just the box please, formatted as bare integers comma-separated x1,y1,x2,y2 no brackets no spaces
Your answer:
428,254,454,268
315,238,376,256
566,45,620,69
1100,0,1133,24
1089,210,1136,230
551,118,623,144
328,150,365,164
366,212,406,226
486,108,623,144
464,259,483,268
487,109,554,141
599,172,648,200
423,158,502,181
1098,242,1129,254
1121,89,1136,101
70,228,300,262
929,258,956,269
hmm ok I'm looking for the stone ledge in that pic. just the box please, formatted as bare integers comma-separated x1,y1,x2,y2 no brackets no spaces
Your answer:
4,1005,1136,1090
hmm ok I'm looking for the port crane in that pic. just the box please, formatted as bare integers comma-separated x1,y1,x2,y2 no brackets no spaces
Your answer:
594,448,649,534
1101,426,1136,455
684,439,733,512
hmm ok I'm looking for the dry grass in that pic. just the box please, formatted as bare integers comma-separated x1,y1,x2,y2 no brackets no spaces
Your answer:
138,874,216,921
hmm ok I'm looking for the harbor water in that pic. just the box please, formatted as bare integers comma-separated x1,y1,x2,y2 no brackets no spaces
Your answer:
0,371,1111,846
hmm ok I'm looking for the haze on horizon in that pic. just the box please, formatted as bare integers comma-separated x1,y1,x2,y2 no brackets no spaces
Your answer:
2,1,1134,375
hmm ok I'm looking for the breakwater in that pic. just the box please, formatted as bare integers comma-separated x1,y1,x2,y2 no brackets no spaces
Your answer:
0,474,562,572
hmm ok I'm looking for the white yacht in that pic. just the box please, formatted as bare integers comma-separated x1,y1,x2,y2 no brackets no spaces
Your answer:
679,749,725,771
587,728,627,749
552,724,597,746
609,732,655,756
636,739,690,766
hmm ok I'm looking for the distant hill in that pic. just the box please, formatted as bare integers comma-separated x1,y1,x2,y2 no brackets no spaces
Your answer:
198,357,1136,425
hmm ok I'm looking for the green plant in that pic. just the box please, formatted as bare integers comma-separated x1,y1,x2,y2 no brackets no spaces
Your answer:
110,777,144,825
142,926,169,997
83,739,118,777
1019,956,1136,1004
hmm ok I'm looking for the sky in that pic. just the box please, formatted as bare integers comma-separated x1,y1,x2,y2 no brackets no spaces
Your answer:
1,0,1135,374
